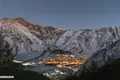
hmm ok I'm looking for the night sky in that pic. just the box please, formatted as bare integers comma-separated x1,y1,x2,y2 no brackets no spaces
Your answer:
0,0,120,29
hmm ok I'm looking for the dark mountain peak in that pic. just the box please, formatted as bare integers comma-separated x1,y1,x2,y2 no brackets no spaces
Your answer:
14,17,29,26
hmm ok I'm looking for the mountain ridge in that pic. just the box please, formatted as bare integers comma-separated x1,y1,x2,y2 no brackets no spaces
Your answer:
75,38,120,78
0,17,120,61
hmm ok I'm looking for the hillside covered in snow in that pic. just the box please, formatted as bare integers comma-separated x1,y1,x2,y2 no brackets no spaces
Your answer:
0,17,120,61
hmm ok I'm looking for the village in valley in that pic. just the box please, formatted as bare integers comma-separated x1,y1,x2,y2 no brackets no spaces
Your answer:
13,49,88,80
43,50,87,67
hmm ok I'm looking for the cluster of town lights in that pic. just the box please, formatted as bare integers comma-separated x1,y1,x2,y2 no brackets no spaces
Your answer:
43,54,85,66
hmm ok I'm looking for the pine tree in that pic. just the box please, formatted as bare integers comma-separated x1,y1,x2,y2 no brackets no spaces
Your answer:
0,34,17,70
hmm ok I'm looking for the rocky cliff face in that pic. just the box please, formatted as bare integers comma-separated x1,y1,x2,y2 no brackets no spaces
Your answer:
0,17,120,61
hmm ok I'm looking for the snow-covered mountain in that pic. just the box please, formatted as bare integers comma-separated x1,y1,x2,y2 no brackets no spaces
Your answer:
0,17,120,61
76,38,120,76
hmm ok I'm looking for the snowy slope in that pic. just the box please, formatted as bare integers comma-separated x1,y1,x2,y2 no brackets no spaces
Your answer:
0,18,45,61
0,18,120,61
76,39,120,76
